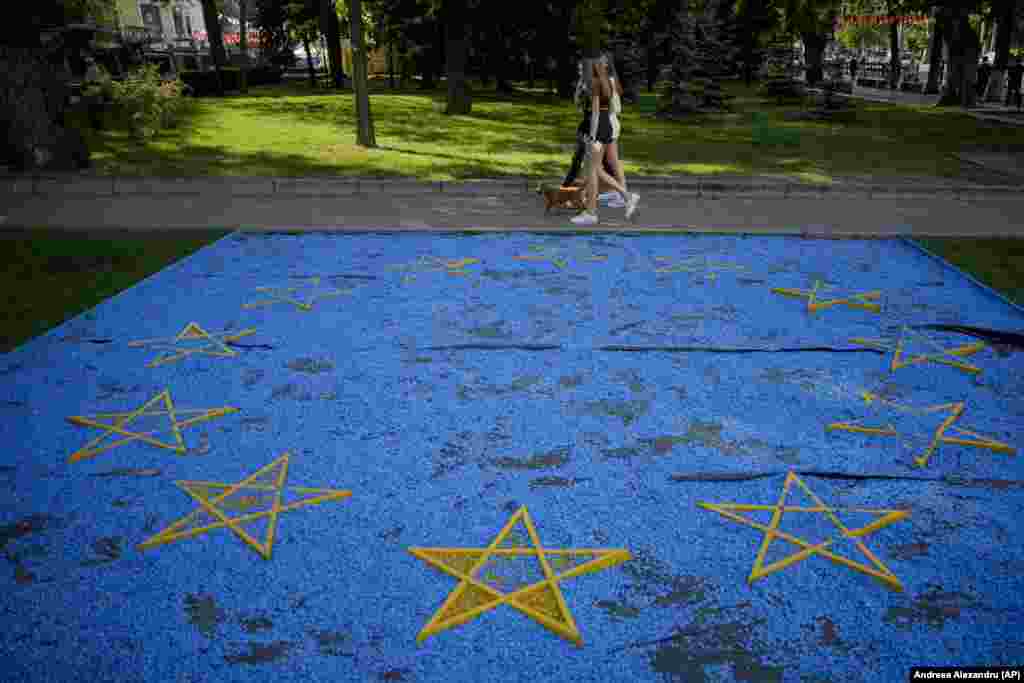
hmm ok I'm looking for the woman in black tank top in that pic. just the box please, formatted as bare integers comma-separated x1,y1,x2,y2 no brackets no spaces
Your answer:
571,54,639,225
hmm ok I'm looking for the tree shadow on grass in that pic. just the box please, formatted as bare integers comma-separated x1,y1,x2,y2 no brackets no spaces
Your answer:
77,81,1024,182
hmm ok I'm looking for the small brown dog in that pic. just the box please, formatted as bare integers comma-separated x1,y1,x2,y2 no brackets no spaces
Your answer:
537,183,586,214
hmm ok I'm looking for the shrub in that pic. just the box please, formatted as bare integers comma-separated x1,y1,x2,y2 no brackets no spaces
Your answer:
107,64,192,138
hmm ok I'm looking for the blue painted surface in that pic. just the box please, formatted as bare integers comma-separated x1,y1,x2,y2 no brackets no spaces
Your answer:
1,232,1023,682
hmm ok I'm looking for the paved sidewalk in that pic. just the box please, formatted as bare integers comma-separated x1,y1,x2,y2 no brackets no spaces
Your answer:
820,84,1024,126
2,173,1023,236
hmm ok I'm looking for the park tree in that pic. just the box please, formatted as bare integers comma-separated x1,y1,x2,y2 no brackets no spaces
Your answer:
841,0,930,88
318,0,345,88
733,0,782,84
923,4,944,92
602,0,680,98
983,0,1019,102
442,0,471,113
935,0,983,107
347,0,375,145
658,2,735,116
779,0,843,86
709,0,747,78
199,0,230,94
252,0,298,62
238,0,252,92
759,32,807,100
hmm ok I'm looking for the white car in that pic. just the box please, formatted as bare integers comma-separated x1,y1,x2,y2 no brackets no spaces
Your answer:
293,49,322,68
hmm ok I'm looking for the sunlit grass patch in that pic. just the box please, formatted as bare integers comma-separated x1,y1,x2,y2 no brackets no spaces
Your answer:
76,80,1024,183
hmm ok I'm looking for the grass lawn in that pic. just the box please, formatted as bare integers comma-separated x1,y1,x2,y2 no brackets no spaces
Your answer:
73,79,1024,184
1,230,1020,355
914,237,1024,307
0,229,230,354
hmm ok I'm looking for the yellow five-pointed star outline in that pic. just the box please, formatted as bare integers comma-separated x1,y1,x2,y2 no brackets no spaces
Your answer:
388,256,481,283
409,506,631,646
850,326,986,375
513,244,608,270
827,391,1016,467
653,255,746,281
138,453,351,560
699,472,909,591
771,280,882,314
128,322,257,367
66,389,237,463
243,277,351,312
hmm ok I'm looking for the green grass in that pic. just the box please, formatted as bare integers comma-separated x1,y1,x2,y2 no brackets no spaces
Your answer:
0,229,230,354
1,230,1020,355
73,79,1024,184
912,238,1024,307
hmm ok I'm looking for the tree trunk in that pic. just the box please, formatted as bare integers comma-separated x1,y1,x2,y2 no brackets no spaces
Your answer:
200,0,228,95
239,0,249,93
329,5,346,88
303,33,317,88
444,0,471,114
348,0,375,146
437,17,445,85
802,32,827,86
742,5,755,87
320,0,344,89
647,29,659,91
388,37,395,89
937,5,980,108
478,29,491,87
419,43,436,90
984,0,1016,102
924,10,944,94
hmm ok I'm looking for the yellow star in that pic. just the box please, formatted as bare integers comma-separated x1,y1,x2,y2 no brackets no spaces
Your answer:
699,472,909,591
66,389,237,463
409,506,630,646
137,453,351,560
128,322,257,367
827,392,1016,467
513,244,608,270
387,256,480,282
653,256,746,281
850,326,986,375
243,277,351,312
771,280,882,314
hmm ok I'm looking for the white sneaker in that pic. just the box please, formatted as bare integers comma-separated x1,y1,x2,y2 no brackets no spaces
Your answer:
570,211,598,226
625,193,640,220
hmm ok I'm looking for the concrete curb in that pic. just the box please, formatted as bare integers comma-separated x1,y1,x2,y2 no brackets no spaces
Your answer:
1,173,1021,201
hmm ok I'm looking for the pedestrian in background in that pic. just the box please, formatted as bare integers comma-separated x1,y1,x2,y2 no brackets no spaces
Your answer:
1007,57,1023,110
976,57,991,98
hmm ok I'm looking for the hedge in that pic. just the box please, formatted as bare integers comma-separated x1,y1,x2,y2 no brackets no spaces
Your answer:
179,65,283,96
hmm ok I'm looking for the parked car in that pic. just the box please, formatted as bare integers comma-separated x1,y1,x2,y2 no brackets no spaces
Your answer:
293,49,322,69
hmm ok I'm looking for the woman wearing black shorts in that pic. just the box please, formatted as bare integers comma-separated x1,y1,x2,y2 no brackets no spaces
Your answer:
571,54,639,225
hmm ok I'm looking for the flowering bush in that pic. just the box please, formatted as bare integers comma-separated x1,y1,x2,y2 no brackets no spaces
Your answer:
107,64,193,139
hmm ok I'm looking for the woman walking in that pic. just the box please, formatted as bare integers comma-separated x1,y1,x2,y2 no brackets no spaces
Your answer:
571,52,639,226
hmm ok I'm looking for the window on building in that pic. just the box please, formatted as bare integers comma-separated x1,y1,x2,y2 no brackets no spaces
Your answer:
173,8,185,37
139,4,164,37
